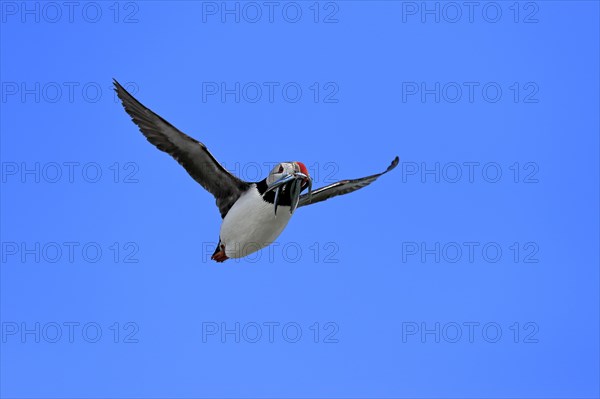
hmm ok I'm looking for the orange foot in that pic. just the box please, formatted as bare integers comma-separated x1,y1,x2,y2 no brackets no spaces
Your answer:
211,244,229,263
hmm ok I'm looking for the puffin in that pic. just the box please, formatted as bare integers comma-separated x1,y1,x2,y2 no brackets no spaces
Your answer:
114,80,399,262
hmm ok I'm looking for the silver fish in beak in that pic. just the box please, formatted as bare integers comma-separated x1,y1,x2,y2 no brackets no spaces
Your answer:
273,185,281,215
266,172,312,215
289,178,302,213
266,173,297,193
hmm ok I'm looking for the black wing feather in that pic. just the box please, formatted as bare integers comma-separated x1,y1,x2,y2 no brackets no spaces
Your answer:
114,79,249,218
298,156,399,207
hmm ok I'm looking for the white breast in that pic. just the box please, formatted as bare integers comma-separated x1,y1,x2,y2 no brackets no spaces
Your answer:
219,185,293,258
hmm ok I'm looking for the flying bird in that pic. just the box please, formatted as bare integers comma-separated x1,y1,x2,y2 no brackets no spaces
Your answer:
114,80,398,262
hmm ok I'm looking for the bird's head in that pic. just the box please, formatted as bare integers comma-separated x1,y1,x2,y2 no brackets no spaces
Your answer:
265,161,312,214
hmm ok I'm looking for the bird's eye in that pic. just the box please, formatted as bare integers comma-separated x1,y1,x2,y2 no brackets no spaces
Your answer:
278,165,284,173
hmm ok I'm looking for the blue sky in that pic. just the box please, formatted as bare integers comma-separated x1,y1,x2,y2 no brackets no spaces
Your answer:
1,1,599,398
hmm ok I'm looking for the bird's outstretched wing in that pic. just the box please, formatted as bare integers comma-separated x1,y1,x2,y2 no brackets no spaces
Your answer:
114,79,250,218
298,156,399,207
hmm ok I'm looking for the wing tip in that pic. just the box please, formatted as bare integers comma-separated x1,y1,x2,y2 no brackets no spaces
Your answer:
112,79,128,99
113,79,144,115
387,156,400,172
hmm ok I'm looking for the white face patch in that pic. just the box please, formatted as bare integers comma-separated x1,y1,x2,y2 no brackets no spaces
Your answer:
266,162,297,185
